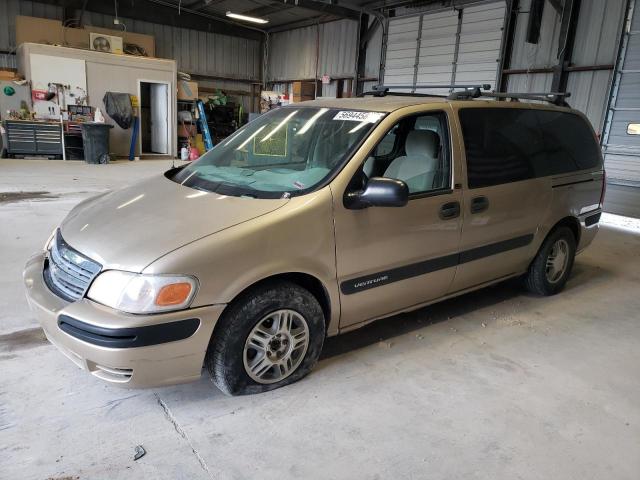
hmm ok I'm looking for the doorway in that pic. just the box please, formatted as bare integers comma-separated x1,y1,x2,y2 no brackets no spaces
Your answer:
139,80,169,155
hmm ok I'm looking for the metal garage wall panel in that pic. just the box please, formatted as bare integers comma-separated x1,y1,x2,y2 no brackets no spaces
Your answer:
384,16,421,86
319,20,358,79
0,1,64,67
415,9,458,94
267,19,358,81
455,2,505,89
80,11,261,81
602,2,640,185
384,2,505,93
364,18,383,80
509,0,561,69
506,72,554,93
572,0,626,66
565,70,614,133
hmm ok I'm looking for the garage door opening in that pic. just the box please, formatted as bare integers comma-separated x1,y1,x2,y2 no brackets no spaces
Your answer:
138,81,169,155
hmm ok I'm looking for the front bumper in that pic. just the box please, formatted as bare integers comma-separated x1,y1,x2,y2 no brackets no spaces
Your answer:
23,252,226,388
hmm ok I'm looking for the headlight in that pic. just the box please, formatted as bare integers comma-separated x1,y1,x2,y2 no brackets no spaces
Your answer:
87,271,198,314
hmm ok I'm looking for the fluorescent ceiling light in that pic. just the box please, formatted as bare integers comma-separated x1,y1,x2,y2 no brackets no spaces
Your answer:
226,11,269,24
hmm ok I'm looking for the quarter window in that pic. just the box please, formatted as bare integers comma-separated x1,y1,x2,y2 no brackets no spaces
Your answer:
459,108,601,189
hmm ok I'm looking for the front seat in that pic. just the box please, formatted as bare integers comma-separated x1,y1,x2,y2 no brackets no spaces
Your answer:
384,130,440,192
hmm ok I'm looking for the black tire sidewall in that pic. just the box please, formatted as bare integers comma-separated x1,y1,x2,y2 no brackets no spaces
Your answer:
533,227,577,295
207,282,325,395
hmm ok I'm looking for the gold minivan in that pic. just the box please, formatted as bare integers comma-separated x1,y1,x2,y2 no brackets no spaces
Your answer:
24,90,605,395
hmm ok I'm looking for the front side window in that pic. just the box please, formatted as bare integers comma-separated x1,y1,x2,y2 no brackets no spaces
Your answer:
170,107,385,198
362,112,451,195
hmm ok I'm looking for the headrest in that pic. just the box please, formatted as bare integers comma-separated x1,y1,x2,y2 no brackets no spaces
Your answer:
405,130,440,158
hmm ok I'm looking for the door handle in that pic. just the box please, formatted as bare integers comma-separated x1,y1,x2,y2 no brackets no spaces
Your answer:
470,196,489,214
439,201,460,220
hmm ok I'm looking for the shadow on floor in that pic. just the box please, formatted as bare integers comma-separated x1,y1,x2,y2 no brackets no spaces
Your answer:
321,261,614,360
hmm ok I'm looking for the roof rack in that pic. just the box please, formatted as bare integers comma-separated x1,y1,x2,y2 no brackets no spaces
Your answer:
448,90,571,106
363,84,491,98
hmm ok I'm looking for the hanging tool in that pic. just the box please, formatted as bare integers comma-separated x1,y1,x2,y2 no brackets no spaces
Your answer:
196,99,213,151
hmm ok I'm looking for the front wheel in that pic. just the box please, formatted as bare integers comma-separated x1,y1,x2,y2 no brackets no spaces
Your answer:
205,281,325,395
524,226,576,296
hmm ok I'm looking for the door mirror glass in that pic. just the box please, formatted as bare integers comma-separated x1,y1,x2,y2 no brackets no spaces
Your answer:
345,177,409,209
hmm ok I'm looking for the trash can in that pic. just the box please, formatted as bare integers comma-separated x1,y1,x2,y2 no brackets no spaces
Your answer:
81,123,113,164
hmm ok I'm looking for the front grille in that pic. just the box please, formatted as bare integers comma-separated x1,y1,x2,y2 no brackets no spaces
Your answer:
44,230,102,302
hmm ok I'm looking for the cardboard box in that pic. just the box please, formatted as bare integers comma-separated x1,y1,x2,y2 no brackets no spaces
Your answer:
178,80,198,100
292,81,317,97
0,69,19,80
15,16,155,57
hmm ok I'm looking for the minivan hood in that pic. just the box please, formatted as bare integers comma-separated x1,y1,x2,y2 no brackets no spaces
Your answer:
60,174,288,272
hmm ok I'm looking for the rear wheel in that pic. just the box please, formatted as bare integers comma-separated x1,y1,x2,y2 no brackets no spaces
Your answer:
205,281,325,395
524,226,576,296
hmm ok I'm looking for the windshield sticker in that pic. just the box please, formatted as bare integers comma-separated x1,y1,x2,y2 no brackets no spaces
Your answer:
333,111,384,123
293,181,305,189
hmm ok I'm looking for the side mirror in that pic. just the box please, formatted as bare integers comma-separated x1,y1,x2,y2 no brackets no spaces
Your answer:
344,177,409,209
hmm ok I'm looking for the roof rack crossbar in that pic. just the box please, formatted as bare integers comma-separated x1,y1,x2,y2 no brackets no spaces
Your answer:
364,84,491,97
448,91,572,106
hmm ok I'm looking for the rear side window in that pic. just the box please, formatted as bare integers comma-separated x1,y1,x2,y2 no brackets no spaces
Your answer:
459,108,601,189
458,109,539,188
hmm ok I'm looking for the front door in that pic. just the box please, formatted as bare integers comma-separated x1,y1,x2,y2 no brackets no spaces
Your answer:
150,83,169,154
333,110,464,328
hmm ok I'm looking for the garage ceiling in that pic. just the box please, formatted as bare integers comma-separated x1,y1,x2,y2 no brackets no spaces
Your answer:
35,0,459,39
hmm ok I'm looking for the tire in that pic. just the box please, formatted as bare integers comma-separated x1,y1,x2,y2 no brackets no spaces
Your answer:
524,226,576,296
205,281,325,396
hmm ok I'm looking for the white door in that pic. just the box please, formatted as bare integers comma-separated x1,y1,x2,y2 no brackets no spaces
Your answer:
150,83,168,154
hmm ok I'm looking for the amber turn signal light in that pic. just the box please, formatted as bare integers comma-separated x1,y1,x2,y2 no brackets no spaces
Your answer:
155,282,193,306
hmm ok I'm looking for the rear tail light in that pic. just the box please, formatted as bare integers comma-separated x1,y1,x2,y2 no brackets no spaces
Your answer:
600,170,607,207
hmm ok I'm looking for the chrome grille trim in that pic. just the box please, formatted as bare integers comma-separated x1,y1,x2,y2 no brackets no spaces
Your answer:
44,230,102,302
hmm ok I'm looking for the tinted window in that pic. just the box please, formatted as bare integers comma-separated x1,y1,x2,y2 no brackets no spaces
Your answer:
459,109,540,188
536,110,601,175
459,108,601,189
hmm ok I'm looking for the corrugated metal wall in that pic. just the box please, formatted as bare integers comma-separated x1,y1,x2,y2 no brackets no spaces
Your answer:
506,0,627,132
602,0,640,184
0,1,63,52
80,11,261,81
267,19,358,81
0,0,261,82
364,18,383,81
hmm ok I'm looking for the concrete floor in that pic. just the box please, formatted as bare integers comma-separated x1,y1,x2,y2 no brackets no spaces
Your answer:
605,183,640,219
1,159,640,480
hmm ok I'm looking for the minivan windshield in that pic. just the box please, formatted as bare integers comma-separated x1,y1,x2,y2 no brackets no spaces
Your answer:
170,107,385,198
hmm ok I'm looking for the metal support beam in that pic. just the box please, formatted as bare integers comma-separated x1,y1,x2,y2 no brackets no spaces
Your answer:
526,0,545,44
360,17,379,47
551,0,581,93
497,0,520,92
279,0,360,20
547,0,564,13
356,13,369,96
